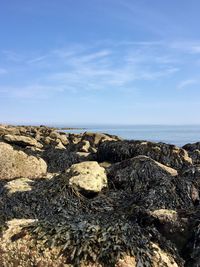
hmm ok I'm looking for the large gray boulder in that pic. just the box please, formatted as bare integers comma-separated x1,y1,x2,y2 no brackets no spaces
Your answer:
67,161,107,194
0,142,47,179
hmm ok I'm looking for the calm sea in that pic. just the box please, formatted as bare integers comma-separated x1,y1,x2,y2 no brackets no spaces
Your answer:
61,125,200,147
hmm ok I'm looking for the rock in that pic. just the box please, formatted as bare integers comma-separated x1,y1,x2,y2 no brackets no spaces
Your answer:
49,130,61,140
3,134,43,148
115,251,178,267
0,219,181,267
151,243,179,267
98,140,192,170
180,165,200,205
183,142,200,152
108,155,178,188
190,149,200,164
0,219,68,267
43,136,54,145
107,156,194,209
81,132,121,147
68,133,83,144
150,209,190,252
67,161,107,194
34,133,42,141
183,142,200,164
75,152,95,161
115,256,136,267
42,147,93,173
4,178,34,194
186,219,200,267
0,125,21,136
150,209,178,222
78,140,91,152
99,161,112,169
58,133,69,146
55,140,66,149
0,142,47,179
187,149,200,165
0,125,199,266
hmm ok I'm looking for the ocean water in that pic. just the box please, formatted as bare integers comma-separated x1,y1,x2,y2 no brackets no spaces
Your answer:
62,125,200,147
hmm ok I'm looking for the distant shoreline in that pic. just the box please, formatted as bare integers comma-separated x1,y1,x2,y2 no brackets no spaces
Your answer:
0,124,86,131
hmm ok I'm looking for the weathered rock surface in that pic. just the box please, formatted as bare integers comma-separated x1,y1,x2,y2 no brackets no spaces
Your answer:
0,219,68,267
42,147,94,172
98,140,192,170
3,134,43,148
183,142,200,152
67,161,107,194
81,132,121,147
0,219,181,267
4,178,34,194
183,142,200,165
107,156,195,209
0,142,47,179
1,125,200,267
78,140,91,152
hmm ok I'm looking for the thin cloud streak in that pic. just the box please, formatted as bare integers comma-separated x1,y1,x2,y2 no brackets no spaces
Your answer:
177,79,198,90
1,40,198,99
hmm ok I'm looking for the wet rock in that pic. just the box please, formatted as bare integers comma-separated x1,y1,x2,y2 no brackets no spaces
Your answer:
42,147,95,173
183,142,200,165
3,134,43,148
0,125,199,266
67,161,107,194
187,149,200,165
0,142,47,179
68,133,83,144
0,219,68,267
78,140,91,152
150,209,190,252
190,149,200,165
183,142,200,152
107,156,194,209
107,155,177,188
98,140,192,170
151,243,179,267
180,165,200,205
81,132,121,148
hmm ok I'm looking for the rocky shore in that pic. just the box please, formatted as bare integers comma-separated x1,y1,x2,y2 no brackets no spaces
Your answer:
0,125,200,267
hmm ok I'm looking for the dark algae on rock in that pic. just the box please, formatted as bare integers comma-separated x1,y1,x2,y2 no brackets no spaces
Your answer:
0,125,200,266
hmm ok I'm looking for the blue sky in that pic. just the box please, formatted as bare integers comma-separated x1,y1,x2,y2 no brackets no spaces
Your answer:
1,0,200,125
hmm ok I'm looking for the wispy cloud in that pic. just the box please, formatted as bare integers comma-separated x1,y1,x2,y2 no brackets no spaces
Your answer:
27,55,48,64
169,41,200,54
47,45,179,92
0,40,190,99
177,79,198,89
